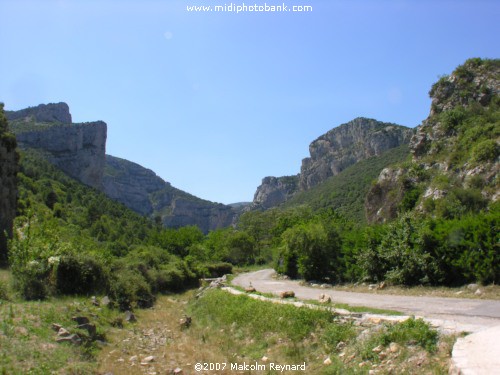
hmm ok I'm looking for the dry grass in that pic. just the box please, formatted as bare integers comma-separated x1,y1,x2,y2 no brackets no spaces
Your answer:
97,289,455,375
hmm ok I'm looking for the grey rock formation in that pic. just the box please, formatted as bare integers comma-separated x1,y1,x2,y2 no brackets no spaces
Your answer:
366,58,500,223
252,175,299,209
6,102,72,124
250,118,413,210
300,118,414,190
0,105,18,263
103,155,236,233
13,121,107,190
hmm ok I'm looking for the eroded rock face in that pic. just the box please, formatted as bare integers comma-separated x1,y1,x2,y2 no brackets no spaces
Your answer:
103,155,236,233
366,58,500,223
6,102,72,124
0,105,18,263
300,118,414,190
252,175,299,209
13,121,107,190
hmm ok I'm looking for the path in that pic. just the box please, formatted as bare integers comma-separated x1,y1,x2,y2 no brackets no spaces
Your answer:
233,269,500,375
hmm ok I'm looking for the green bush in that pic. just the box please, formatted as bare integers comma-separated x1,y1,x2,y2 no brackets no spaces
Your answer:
206,262,233,278
472,139,498,163
13,262,49,300
109,269,155,310
55,254,108,295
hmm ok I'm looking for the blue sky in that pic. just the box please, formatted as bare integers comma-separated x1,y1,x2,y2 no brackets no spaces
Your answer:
1,0,499,204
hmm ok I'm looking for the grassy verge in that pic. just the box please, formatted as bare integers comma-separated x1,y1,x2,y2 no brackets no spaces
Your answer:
187,289,454,374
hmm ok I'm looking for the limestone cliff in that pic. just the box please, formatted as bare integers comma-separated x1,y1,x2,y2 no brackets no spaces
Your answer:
7,103,106,190
300,118,414,190
251,175,299,210
0,104,18,264
6,102,72,124
366,58,500,223
103,155,236,233
250,118,413,210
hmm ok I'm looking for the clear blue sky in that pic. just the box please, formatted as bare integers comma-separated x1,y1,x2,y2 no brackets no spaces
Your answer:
1,0,499,204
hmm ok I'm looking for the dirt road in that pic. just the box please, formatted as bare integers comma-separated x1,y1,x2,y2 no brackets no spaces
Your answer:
232,269,500,333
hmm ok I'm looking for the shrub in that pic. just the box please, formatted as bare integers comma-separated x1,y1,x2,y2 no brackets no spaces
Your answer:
472,139,498,163
13,261,49,300
109,269,155,310
55,254,108,295
206,262,233,278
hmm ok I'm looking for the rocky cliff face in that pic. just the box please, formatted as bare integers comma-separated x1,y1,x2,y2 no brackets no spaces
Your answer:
251,118,413,209
6,102,72,124
0,104,18,264
366,58,500,223
251,175,299,210
103,155,236,233
7,103,106,190
300,118,414,190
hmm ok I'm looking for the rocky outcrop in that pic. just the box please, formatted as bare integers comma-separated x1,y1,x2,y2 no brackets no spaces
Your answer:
7,103,106,190
6,102,72,124
250,118,413,210
300,118,414,190
366,58,500,223
251,175,299,209
103,155,236,233
0,104,18,263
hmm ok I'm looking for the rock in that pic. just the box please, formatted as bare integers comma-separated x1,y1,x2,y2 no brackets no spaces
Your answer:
129,355,138,362
475,289,483,296
124,310,137,322
368,284,378,290
318,293,331,303
12,116,107,190
389,342,399,353
101,296,111,306
467,283,479,291
378,282,387,290
179,315,192,329
72,316,90,325
250,175,299,209
372,345,384,353
56,333,81,345
51,323,62,332
280,291,295,299
245,285,256,293
323,357,332,365
91,296,99,306
261,356,268,362
172,368,183,374
57,327,71,337
299,118,413,191
141,355,155,364
6,102,72,124
78,323,97,337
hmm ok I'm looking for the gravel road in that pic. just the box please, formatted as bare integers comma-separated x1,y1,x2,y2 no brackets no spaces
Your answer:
232,269,500,334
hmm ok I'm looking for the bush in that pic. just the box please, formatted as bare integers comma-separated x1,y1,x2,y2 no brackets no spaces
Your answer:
13,262,49,300
55,254,108,295
472,139,498,163
109,269,155,311
206,262,233,278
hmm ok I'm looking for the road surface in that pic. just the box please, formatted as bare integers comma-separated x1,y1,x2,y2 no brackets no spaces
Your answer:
232,269,500,333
